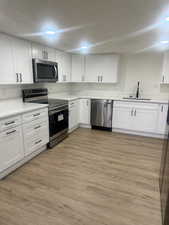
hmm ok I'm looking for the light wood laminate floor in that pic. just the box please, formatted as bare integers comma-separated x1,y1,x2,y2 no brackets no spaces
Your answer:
0,128,163,225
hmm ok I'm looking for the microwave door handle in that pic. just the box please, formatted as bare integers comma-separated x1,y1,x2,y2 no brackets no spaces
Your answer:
54,65,58,80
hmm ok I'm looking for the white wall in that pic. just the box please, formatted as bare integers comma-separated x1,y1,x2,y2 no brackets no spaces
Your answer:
71,52,169,100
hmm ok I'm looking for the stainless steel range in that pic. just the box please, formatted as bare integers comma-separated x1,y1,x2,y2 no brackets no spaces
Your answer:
22,88,68,148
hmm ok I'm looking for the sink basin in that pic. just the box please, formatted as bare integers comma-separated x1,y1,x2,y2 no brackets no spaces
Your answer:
123,97,151,101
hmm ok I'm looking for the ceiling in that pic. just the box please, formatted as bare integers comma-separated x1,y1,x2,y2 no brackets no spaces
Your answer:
1,0,169,54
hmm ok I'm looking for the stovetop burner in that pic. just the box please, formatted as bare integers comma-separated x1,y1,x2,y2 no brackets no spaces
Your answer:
31,98,68,110
22,88,68,110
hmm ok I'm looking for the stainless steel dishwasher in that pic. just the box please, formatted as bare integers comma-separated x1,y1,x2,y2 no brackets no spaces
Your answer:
91,99,113,131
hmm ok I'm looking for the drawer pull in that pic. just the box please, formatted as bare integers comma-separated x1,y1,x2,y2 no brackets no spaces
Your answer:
33,113,40,117
35,140,42,145
34,125,41,130
6,129,16,135
5,121,15,126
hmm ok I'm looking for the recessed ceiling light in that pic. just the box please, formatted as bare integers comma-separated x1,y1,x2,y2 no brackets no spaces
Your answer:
45,30,56,35
161,40,169,44
166,17,169,21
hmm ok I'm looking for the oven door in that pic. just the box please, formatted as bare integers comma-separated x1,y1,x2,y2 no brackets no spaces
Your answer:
49,107,68,140
33,58,58,83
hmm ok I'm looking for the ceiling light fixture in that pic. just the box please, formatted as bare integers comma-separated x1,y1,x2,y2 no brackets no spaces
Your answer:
161,40,169,44
166,17,169,22
45,30,56,35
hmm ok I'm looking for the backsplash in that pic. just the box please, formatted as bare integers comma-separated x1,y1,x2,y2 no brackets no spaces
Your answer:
0,83,71,100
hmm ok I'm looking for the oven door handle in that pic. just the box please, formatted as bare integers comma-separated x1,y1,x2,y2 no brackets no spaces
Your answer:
49,108,68,115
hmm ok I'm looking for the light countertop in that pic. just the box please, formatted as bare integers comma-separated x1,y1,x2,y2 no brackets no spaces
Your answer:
48,94,168,104
0,99,48,119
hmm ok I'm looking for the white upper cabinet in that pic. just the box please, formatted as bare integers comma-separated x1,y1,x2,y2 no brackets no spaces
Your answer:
0,33,15,84
59,52,71,82
71,55,85,82
31,43,45,59
45,47,56,61
161,51,169,84
31,43,56,61
85,54,119,83
0,33,33,84
12,38,33,84
85,55,102,82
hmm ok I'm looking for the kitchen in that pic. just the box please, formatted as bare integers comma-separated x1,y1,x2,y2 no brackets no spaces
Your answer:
0,0,169,225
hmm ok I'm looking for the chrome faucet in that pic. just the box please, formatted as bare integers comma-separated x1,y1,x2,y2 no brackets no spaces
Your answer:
136,81,140,99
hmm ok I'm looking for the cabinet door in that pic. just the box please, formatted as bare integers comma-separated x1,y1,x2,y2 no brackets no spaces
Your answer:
71,55,85,82
0,33,16,84
162,51,169,84
46,47,56,61
157,104,168,134
69,100,79,130
12,38,33,83
113,106,132,130
79,99,91,125
0,126,24,172
61,52,71,82
85,55,102,82
132,107,158,133
31,43,45,59
101,55,119,83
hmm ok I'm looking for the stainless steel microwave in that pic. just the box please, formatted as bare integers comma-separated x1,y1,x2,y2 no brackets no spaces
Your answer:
32,58,58,83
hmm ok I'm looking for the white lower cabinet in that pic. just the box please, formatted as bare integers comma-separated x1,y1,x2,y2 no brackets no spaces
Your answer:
79,99,91,126
157,104,168,134
0,125,24,173
0,107,49,177
113,101,167,136
69,100,79,131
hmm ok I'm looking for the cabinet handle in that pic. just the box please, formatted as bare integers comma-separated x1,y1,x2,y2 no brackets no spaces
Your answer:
33,113,40,117
16,73,19,83
131,109,133,116
34,125,41,130
161,105,164,112
101,76,103,82
5,121,15,126
35,139,42,145
6,129,16,135
162,76,165,83
98,76,99,82
134,109,137,116
20,73,22,83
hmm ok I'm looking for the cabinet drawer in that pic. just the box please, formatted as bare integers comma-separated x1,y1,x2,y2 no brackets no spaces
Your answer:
23,119,48,135
0,115,21,132
24,124,49,156
22,108,48,123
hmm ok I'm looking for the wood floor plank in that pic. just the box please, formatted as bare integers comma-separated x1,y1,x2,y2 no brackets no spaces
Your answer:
0,128,163,225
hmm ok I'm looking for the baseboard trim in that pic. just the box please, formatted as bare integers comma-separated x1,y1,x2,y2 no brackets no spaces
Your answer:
79,123,91,129
112,128,165,139
69,124,80,133
0,145,47,180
